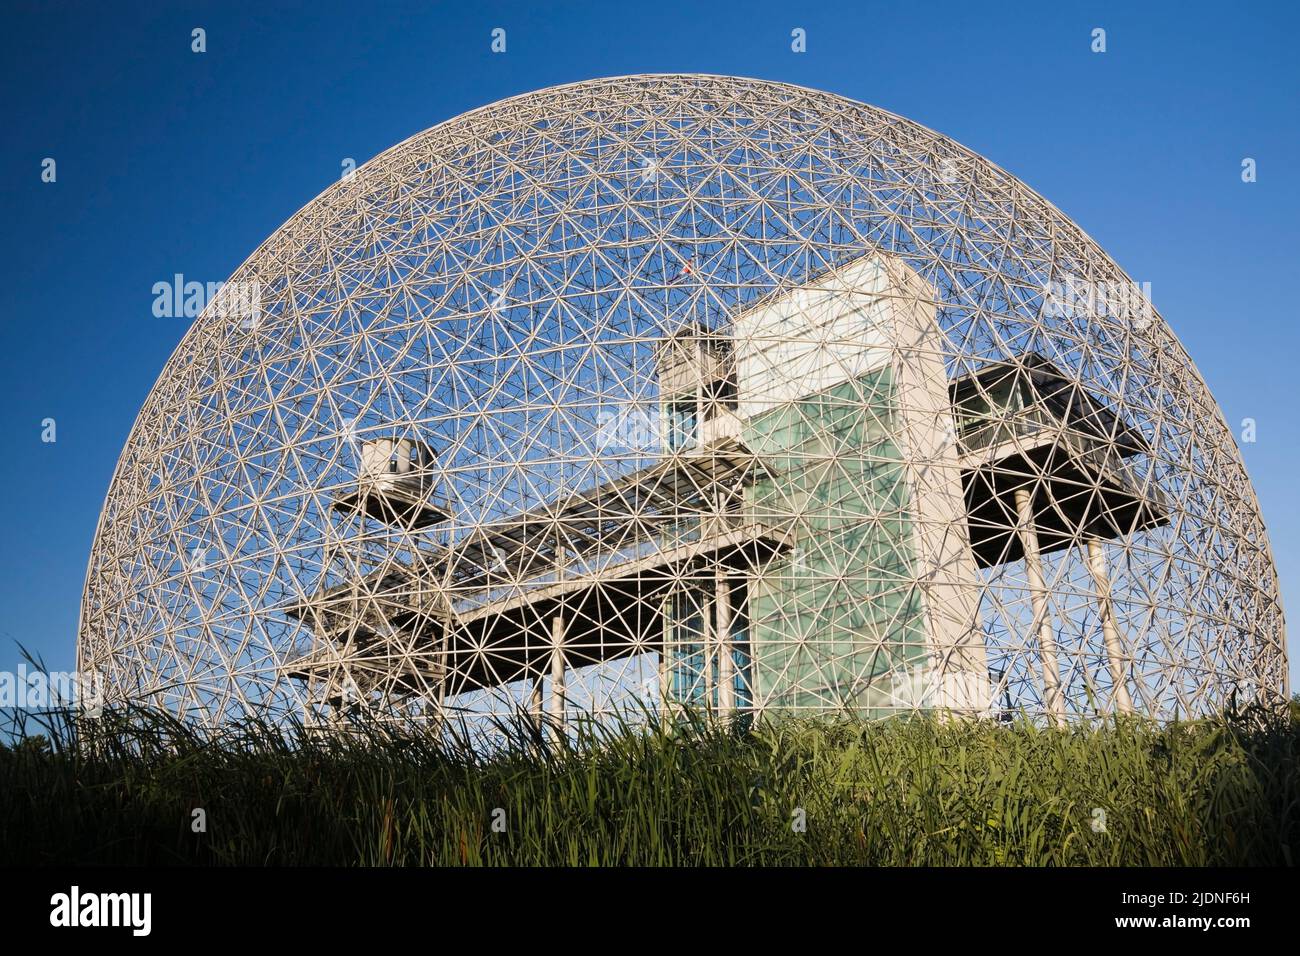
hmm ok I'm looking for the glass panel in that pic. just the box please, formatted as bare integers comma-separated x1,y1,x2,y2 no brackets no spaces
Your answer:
665,399,697,451
743,366,929,716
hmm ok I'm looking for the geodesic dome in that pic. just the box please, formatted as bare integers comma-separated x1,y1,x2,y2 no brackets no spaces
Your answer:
78,74,1288,728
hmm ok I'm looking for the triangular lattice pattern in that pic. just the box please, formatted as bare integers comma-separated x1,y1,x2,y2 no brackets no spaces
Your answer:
78,75,1287,730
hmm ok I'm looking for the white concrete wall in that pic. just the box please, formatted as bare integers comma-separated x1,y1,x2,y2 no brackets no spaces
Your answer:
732,257,894,419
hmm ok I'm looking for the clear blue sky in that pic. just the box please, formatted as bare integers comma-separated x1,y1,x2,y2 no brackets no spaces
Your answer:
2,0,1297,691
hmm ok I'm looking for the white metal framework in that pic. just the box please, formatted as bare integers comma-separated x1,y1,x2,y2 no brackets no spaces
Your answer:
78,75,1287,729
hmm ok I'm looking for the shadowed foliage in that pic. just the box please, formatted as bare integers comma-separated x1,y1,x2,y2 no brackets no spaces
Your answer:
2,698,1297,866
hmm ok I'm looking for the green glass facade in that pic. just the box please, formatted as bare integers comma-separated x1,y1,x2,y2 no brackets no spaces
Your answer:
741,366,929,715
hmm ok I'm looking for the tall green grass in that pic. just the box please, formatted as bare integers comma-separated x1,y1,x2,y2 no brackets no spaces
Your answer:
2,703,1296,866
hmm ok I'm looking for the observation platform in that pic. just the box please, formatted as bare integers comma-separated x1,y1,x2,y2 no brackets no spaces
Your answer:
951,353,1169,568
280,436,792,696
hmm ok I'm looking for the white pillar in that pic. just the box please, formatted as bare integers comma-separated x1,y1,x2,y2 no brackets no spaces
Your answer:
1014,487,1065,724
434,659,449,733
529,671,544,731
1087,537,1134,715
695,377,704,448
659,592,672,723
716,571,735,716
701,587,716,712
548,612,566,738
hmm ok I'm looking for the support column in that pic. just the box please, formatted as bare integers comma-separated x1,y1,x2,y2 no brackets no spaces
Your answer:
659,592,672,724
702,587,716,712
529,672,544,732
1086,537,1134,715
715,571,735,716
695,379,704,448
434,656,450,733
548,612,566,739
1014,487,1065,724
